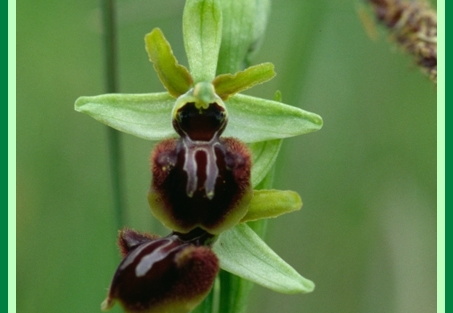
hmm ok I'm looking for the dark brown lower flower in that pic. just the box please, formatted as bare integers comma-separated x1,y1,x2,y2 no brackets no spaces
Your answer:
102,231,219,313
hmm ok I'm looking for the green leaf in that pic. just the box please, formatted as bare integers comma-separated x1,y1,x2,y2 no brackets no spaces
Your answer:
74,93,176,141
213,223,315,294
241,189,302,223
212,63,275,100
248,139,282,187
223,93,323,142
183,0,222,82
145,28,193,97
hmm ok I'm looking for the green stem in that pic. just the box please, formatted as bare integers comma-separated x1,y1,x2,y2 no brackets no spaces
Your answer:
100,0,126,229
106,128,125,229
192,278,220,313
215,1,271,313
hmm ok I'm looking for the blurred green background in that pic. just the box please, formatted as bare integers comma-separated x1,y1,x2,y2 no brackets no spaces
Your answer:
17,0,437,312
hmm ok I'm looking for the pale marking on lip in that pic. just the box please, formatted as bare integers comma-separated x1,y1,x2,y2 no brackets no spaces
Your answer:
135,239,177,277
119,241,153,271
182,137,221,199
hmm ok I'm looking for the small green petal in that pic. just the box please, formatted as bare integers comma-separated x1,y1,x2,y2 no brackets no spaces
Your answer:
145,28,193,97
240,189,302,223
213,223,315,294
248,139,281,187
212,63,275,100
223,94,323,142
75,93,176,141
183,0,222,82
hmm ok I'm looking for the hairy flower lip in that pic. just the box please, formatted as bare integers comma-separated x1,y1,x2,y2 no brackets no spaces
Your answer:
149,136,252,235
103,231,219,313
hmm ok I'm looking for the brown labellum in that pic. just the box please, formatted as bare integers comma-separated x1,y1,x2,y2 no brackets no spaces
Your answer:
102,232,219,313
149,99,252,234
149,136,252,234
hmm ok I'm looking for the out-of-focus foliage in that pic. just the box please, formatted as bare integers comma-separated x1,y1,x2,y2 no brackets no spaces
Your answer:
17,1,436,313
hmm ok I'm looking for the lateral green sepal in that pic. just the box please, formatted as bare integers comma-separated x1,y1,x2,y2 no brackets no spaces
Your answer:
213,223,315,294
74,92,176,140
223,94,323,142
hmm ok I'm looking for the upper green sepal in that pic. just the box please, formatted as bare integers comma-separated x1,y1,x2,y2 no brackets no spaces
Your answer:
145,28,193,97
213,223,315,294
183,0,223,82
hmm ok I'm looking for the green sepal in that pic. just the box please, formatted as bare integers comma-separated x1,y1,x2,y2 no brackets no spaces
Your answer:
223,93,323,142
74,92,176,141
212,63,275,100
145,28,193,97
213,223,315,294
248,139,282,187
75,92,322,143
240,189,302,223
183,0,222,82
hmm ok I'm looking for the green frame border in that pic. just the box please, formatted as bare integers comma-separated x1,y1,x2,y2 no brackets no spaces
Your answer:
438,0,445,312
9,0,16,312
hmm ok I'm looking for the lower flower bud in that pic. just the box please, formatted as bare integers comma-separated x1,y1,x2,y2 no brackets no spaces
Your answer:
102,232,219,313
